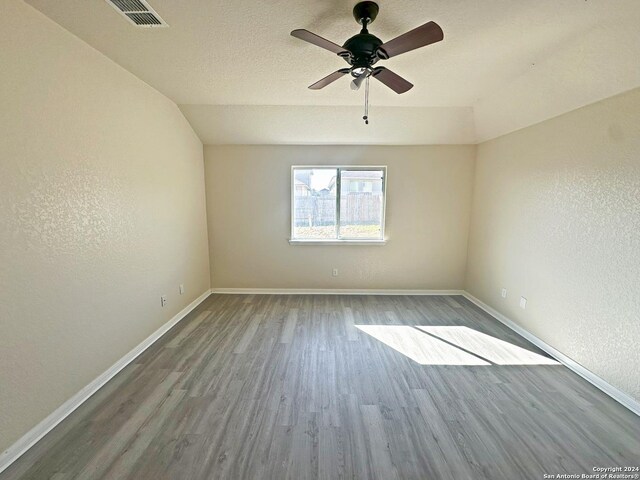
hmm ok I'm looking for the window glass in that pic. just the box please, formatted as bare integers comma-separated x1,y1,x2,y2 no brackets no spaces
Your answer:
292,168,337,239
339,170,384,239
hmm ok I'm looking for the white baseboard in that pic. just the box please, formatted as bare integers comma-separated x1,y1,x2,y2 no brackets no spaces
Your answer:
0,288,212,475
462,291,640,417
211,288,464,296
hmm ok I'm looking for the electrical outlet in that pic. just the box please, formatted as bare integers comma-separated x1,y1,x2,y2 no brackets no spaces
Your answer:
332,268,339,277
501,288,507,298
519,297,527,309
161,295,167,307
179,284,185,295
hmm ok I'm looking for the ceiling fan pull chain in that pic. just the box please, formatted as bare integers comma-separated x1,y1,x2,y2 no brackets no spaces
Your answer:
363,74,370,125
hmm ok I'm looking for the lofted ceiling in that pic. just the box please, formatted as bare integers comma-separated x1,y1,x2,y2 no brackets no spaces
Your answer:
25,0,640,144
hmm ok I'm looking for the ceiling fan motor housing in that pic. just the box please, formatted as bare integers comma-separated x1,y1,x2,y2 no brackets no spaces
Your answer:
343,33,383,73
343,2,383,73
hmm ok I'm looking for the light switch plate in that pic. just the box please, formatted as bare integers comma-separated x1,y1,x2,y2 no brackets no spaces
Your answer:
519,297,527,309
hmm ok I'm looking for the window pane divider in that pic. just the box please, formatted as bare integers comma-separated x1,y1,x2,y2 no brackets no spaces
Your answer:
336,167,342,240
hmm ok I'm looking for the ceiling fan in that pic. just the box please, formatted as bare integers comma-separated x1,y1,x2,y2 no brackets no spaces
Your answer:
291,1,444,95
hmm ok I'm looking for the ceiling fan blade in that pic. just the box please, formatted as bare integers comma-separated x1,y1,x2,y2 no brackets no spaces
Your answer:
376,21,443,59
309,69,350,90
291,29,349,55
371,67,413,94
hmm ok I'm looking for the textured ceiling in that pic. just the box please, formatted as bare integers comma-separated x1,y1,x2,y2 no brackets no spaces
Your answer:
25,0,640,143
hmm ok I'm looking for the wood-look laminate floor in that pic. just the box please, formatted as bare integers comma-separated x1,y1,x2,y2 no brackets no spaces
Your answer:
2,294,639,480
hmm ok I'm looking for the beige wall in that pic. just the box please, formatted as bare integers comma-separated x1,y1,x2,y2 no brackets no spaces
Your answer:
0,1,210,454
466,88,640,401
204,145,476,290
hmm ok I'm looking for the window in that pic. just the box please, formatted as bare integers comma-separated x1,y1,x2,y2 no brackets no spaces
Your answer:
291,166,386,242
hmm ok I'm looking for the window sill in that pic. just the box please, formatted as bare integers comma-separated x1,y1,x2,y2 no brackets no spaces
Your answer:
288,239,387,246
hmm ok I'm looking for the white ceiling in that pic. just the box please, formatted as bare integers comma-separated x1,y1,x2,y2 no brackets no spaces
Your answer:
25,0,640,144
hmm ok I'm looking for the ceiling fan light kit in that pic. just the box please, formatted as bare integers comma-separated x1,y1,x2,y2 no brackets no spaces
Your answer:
291,1,444,124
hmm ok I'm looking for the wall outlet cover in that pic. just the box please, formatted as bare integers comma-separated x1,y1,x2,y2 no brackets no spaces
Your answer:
520,297,527,309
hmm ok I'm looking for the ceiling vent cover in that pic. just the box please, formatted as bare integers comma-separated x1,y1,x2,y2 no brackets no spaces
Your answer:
105,0,168,28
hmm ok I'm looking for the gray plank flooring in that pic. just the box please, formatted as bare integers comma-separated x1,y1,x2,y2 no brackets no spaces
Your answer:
2,294,638,479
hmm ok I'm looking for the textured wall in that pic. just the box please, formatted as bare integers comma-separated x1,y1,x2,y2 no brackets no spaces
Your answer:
466,87,640,401
204,145,476,290
0,1,210,453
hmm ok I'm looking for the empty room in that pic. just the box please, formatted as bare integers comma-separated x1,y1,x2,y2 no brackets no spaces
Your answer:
1,0,639,479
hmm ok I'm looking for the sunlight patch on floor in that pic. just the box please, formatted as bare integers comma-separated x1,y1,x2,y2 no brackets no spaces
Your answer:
355,325,490,365
417,326,559,365
355,325,559,366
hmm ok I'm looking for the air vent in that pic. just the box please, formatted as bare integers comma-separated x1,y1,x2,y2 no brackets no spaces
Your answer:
105,0,168,28
126,12,162,26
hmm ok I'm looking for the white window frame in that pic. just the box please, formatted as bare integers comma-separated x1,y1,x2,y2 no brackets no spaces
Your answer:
289,166,387,245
